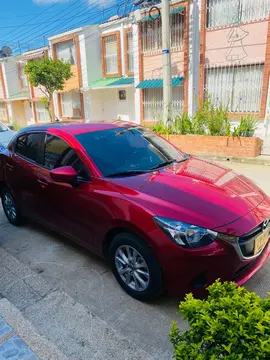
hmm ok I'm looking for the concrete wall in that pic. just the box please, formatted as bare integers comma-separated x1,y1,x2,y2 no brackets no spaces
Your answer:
83,26,102,86
3,57,22,98
24,101,34,125
89,87,135,122
143,52,184,79
205,21,268,66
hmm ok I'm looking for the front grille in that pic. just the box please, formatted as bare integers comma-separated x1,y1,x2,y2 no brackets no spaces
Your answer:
238,219,270,258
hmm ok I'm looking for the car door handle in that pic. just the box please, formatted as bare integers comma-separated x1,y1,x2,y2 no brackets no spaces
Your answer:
37,179,48,189
6,163,14,171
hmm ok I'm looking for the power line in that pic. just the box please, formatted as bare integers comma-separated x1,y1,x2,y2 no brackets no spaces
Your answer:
11,0,118,52
1,0,65,43
2,0,84,46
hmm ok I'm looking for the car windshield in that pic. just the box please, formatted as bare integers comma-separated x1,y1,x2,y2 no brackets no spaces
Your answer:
75,127,187,177
0,123,8,133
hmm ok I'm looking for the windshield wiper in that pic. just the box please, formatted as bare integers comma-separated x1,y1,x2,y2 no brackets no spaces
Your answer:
150,159,177,170
150,155,190,171
106,170,149,178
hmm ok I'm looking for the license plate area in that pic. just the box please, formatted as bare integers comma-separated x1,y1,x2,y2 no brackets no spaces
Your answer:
254,228,270,255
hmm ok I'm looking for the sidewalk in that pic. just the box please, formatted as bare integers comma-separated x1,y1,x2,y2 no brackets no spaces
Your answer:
0,248,154,360
200,154,270,166
0,298,68,360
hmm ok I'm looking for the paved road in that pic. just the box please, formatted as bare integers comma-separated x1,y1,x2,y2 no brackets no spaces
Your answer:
0,161,269,359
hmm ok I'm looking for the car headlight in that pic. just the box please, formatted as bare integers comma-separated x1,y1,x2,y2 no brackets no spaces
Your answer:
154,216,218,248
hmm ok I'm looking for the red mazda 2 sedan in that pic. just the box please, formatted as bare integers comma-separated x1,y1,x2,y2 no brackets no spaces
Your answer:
0,121,269,301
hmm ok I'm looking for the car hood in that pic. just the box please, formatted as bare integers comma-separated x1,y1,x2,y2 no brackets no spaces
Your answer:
0,130,16,148
110,157,268,230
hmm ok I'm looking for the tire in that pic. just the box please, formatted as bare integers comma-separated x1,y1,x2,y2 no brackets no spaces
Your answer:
109,233,164,301
1,187,25,226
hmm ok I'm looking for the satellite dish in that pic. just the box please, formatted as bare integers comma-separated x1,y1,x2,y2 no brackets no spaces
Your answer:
0,46,12,57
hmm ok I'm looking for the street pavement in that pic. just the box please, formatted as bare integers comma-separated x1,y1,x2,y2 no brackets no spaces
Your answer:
0,161,269,359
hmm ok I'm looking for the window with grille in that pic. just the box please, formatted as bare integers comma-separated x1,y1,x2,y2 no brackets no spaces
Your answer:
143,87,184,121
61,92,82,118
36,102,50,123
205,64,264,113
207,0,270,28
0,102,7,121
141,14,184,53
126,30,134,73
56,40,76,65
104,35,118,75
18,63,28,90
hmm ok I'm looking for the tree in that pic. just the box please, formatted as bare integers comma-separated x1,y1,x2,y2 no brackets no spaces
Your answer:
25,57,72,121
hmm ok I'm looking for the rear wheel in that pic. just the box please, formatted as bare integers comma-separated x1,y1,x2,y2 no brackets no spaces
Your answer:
109,233,164,301
1,187,24,226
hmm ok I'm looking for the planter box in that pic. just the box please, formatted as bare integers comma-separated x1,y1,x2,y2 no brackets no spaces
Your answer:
166,135,263,158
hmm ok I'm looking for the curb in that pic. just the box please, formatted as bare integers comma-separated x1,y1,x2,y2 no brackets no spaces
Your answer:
199,155,270,166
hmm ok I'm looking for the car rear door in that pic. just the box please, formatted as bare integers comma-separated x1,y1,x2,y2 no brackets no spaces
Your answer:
4,132,46,220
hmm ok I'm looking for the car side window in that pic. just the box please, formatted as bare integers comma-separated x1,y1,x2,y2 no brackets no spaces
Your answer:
44,135,90,181
15,133,41,163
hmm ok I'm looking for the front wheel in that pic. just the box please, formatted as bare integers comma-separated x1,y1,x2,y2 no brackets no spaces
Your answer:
109,233,164,301
1,187,25,226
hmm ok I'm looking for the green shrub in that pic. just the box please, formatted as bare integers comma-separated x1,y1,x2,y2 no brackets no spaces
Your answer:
170,280,270,360
233,115,258,137
142,121,172,135
173,113,193,135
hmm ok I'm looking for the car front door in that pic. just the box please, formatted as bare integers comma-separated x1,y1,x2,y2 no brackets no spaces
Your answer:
5,132,45,221
34,133,96,250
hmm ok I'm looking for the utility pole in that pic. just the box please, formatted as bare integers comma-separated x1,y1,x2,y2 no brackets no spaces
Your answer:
162,0,172,123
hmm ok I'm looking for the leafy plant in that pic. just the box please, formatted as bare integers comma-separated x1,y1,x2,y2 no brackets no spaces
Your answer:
25,57,72,121
170,280,270,360
234,115,258,137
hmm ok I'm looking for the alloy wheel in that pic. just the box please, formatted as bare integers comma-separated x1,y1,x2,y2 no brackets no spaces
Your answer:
3,192,17,221
115,245,150,292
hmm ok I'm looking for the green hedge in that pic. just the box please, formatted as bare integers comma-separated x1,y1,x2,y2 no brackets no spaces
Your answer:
170,280,270,359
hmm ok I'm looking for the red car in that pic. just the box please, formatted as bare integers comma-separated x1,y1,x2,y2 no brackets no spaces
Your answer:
0,122,269,301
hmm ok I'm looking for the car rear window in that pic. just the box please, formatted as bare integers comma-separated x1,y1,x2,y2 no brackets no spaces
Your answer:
15,133,41,163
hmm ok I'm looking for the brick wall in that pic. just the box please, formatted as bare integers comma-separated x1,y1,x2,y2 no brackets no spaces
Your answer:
169,135,263,158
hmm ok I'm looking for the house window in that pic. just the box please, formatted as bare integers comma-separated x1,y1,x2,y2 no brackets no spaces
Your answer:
171,14,184,50
18,63,28,90
36,102,50,123
207,0,270,28
61,91,81,118
141,13,184,53
56,40,76,65
143,86,184,121
0,102,7,121
141,18,162,53
104,35,118,75
205,64,264,113
126,30,134,73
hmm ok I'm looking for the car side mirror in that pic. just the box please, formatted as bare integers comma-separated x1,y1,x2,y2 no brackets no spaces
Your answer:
50,166,78,186
8,125,15,131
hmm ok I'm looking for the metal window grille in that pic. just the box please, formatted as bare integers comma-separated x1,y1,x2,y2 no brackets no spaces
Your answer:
61,92,82,118
205,63,264,113
143,86,184,121
19,64,28,89
0,102,6,121
36,102,51,123
127,30,134,73
104,35,118,74
141,14,184,54
207,0,270,28
171,14,184,50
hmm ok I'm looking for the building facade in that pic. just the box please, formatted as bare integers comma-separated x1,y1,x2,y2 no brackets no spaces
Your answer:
0,0,269,151
199,0,270,143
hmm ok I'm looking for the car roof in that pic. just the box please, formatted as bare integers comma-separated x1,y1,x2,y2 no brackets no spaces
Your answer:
22,120,138,136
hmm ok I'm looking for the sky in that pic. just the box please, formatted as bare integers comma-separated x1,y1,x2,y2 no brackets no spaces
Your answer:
0,0,123,54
